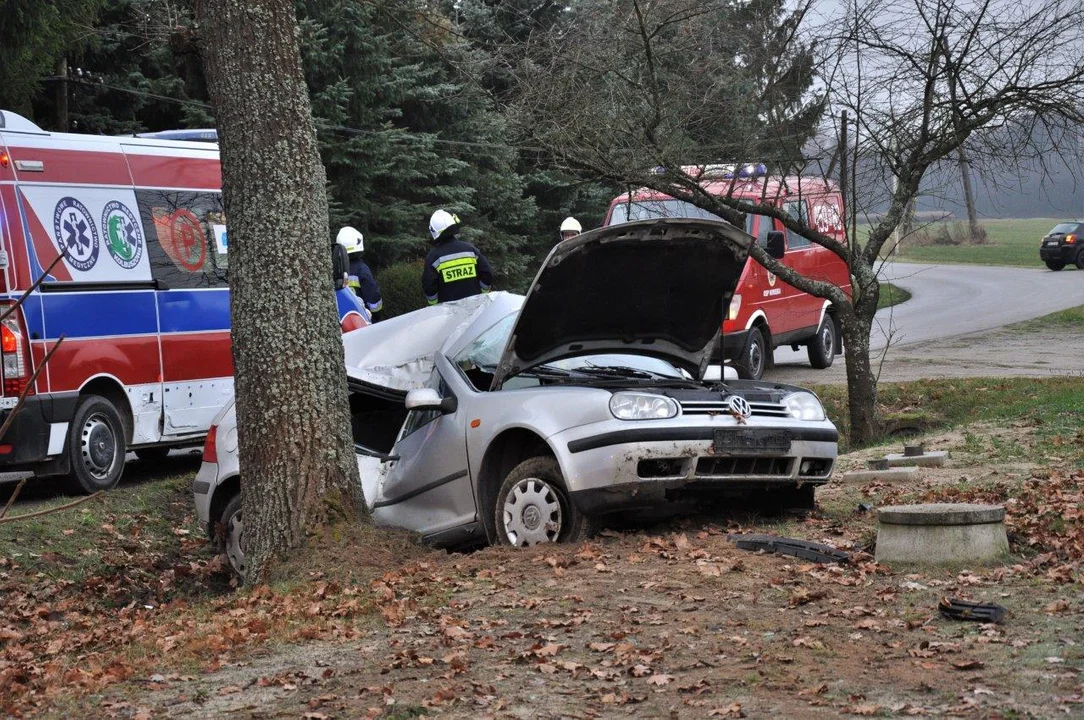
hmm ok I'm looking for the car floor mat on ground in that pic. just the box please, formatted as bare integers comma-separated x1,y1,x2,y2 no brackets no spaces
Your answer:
727,533,851,564
938,597,1007,624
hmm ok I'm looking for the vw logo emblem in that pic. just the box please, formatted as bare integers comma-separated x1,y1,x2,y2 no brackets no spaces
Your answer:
726,395,752,419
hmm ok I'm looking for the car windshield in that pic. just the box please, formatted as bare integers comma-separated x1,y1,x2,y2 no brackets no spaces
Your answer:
1049,223,1081,235
454,312,689,389
608,199,734,225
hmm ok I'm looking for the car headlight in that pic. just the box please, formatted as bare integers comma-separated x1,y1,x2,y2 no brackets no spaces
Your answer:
609,392,679,420
783,391,826,421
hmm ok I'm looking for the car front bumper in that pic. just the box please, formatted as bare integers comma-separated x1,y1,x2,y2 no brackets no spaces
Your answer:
1039,243,1076,263
548,416,838,515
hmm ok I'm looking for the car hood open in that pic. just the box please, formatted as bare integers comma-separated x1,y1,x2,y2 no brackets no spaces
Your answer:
342,291,523,395
492,219,750,388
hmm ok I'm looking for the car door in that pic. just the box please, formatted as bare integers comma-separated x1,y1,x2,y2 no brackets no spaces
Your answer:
372,361,475,538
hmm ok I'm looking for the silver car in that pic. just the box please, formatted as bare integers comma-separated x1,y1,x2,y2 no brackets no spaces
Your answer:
194,220,838,572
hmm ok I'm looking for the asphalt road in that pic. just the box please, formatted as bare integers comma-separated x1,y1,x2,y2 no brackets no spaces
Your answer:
772,261,1084,368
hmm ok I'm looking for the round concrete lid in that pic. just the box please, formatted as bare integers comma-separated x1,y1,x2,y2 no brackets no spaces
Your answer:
877,503,1005,526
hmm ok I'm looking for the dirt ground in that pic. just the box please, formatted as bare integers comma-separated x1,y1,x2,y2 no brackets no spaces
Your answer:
64,422,1083,720
770,326,1084,385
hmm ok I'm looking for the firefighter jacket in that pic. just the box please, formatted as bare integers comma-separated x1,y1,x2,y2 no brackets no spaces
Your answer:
422,235,493,304
346,256,383,313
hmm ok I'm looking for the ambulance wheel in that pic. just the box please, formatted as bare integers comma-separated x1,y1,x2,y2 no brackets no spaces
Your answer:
1045,260,1065,271
807,316,837,369
734,327,767,380
68,396,126,493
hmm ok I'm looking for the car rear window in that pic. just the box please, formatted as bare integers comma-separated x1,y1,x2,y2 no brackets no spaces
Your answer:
1049,223,1082,235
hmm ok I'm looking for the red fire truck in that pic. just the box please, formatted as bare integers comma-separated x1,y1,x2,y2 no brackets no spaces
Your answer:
605,164,852,380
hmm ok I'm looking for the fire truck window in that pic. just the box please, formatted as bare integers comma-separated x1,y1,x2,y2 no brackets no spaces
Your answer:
782,201,812,249
136,190,229,289
747,215,772,247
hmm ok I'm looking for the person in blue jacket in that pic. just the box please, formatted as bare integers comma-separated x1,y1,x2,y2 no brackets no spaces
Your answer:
422,210,494,305
337,226,382,315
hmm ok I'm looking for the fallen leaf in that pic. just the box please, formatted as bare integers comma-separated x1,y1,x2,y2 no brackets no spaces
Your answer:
647,674,674,686
952,659,985,671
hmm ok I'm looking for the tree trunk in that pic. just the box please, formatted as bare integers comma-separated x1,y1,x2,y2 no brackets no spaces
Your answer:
957,146,981,241
198,0,365,583
839,272,880,446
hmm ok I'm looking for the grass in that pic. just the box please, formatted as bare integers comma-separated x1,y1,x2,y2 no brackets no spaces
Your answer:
1008,304,1084,332
0,472,203,583
876,282,911,310
815,376,1084,456
883,217,1069,267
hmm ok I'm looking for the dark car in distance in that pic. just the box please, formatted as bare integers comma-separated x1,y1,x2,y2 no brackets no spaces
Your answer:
1039,222,1084,271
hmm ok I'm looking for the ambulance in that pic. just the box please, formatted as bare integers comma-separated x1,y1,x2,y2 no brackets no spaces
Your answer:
0,110,369,492
604,164,852,380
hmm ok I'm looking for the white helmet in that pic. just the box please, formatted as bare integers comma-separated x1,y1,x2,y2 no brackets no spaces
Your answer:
336,226,364,254
429,209,461,241
560,216,582,234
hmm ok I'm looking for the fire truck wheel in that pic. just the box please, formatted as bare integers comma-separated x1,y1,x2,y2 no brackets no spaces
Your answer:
807,316,837,369
734,327,767,380
68,396,126,493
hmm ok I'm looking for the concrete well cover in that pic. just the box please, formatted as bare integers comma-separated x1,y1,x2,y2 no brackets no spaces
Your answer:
878,503,1005,526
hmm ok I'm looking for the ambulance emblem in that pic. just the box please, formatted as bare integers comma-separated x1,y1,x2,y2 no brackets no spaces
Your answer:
53,197,99,272
102,201,144,270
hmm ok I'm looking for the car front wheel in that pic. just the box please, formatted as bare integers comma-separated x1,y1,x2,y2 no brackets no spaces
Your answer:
495,457,592,547
1075,250,1084,270
1045,260,1066,271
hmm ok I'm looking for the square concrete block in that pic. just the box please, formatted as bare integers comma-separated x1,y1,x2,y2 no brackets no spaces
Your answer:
842,466,921,483
883,451,949,468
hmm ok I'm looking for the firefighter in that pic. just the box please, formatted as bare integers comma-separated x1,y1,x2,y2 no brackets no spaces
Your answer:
336,226,383,315
422,209,494,305
560,216,582,242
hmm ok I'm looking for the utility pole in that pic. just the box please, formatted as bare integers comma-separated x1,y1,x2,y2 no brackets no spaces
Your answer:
839,110,849,245
55,58,69,132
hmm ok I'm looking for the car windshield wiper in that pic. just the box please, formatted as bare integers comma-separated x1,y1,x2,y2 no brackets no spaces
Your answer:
575,364,678,380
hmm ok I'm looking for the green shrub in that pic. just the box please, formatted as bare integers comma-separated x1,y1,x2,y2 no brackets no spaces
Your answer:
375,260,429,319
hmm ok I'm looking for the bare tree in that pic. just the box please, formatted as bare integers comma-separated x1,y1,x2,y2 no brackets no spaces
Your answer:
513,0,1084,444
197,0,365,582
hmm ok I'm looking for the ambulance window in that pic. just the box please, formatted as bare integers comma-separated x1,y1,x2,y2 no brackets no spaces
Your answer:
136,190,229,289
782,200,811,249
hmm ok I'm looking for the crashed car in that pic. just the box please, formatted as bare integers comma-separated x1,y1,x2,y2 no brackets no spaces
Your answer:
194,219,838,573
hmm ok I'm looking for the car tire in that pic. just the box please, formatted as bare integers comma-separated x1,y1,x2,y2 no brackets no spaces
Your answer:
734,326,767,380
67,396,126,494
1045,260,1065,271
807,316,836,369
1075,250,1084,270
134,447,171,463
495,456,592,547
220,494,246,577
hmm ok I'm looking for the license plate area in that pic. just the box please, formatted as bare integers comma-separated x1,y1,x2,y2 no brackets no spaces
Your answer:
713,428,792,455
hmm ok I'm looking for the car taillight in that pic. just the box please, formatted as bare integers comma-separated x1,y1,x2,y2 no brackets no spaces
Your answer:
341,312,368,333
1,311,31,397
1066,234,1076,244
202,424,218,464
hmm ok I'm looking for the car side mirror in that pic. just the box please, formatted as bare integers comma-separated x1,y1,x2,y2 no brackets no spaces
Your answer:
766,231,786,259
405,388,458,414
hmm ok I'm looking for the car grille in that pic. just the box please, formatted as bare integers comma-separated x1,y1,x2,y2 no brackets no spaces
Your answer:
679,400,791,418
696,456,794,477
